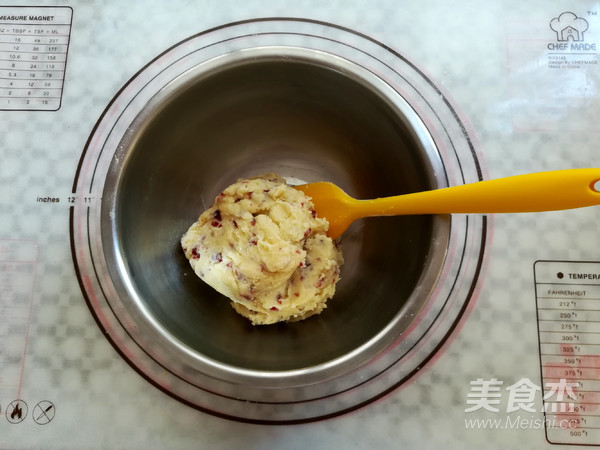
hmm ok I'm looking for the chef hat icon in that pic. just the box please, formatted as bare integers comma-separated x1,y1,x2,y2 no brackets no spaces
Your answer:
550,12,589,42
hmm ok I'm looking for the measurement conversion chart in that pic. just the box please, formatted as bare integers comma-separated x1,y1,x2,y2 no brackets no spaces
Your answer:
0,7,72,111
535,261,600,446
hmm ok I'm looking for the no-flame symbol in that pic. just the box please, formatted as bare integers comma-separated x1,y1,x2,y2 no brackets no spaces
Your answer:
6,400,27,424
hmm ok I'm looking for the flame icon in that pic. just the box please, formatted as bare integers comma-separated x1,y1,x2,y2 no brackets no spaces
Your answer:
10,403,22,420
6,400,27,423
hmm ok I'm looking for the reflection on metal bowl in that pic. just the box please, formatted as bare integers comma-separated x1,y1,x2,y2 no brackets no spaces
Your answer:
103,48,446,386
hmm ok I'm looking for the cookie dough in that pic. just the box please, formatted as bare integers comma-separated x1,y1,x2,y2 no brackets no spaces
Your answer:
181,173,343,325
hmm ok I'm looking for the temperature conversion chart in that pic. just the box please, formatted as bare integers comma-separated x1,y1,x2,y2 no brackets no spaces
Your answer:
0,6,72,111
535,260,600,446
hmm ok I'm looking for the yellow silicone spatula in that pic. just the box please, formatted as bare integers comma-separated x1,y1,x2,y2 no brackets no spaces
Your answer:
294,169,600,239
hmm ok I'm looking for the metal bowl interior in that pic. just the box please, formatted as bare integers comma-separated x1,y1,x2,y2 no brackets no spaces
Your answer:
108,52,447,375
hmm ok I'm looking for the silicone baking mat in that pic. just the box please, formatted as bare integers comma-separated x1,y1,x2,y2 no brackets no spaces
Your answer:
0,1,599,448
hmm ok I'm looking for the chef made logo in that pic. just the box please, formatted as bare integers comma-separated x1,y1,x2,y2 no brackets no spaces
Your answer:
548,11,595,51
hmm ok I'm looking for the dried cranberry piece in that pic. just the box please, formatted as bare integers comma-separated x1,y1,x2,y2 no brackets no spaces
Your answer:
213,209,222,221
315,275,326,288
211,221,222,228
191,247,200,259
270,306,279,311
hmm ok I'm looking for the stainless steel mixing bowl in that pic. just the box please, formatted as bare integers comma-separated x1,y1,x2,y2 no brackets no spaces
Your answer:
72,19,487,422
101,47,448,386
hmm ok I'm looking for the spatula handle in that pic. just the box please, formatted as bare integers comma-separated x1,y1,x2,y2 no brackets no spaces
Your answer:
358,169,600,215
